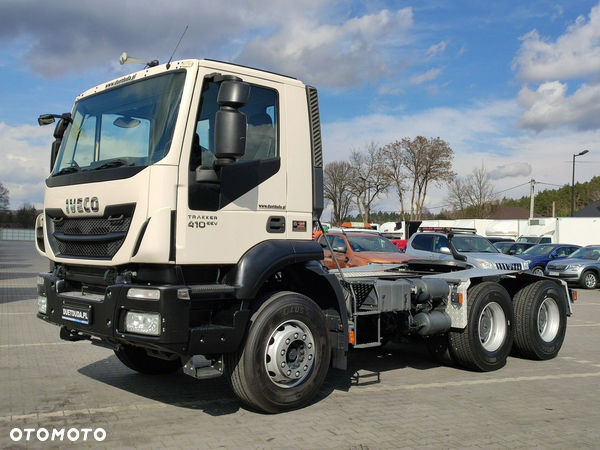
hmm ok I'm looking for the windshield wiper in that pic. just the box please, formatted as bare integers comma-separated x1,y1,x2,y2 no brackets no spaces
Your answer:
54,166,81,176
92,159,130,170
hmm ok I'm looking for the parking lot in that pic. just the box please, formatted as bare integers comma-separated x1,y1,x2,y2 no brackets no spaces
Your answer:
1,239,600,449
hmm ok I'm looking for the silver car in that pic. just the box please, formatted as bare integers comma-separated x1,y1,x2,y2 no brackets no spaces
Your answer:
405,228,529,270
545,245,600,289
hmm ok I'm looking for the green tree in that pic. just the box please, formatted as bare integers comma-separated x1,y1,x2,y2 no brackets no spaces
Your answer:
15,204,38,228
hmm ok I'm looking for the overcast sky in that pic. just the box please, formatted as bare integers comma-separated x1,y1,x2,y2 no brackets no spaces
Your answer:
1,0,599,214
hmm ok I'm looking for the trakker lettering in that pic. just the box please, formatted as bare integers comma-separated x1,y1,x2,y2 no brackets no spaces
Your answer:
65,197,99,214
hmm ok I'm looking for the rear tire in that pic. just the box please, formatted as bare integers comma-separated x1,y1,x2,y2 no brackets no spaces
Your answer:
580,270,598,289
449,282,514,372
114,344,183,375
513,280,567,360
226,291,331,413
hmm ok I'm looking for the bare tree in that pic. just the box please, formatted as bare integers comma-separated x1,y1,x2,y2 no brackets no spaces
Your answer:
464,163,497,217
445,177,469,218
401,136,455,219
323,161,354,225
381,141,409,218
445,164,497,218
0,181,9,211
348,142,391,223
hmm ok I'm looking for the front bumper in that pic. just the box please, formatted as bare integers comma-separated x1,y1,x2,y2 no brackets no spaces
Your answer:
36,272,248,356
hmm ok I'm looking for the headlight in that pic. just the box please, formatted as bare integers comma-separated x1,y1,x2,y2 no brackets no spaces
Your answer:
127,288,160,300
475,259,495,269
124,311,161,336
522,261,529,270
567,264,584,270
37,296,48,314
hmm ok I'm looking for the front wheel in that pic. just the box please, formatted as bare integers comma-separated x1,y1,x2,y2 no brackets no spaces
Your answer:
226,291,331,413
513,280,568,360
531,266,544,277
114,344,183,375
580,270,598,289
449,282,514,372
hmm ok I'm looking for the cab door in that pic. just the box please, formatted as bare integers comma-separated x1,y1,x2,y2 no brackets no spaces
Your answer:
176,73,286,265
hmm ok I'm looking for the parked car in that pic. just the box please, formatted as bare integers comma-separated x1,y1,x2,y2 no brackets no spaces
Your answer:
405,227,528,270
545,245,600,289
497,242,537,255
493,241,515,253
515,243,582,276
389,238,408,251
317,231,414,269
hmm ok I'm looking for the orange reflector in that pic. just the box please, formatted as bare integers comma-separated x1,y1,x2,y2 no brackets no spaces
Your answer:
458,293,464,305
348,331,355,345
573,291,577,301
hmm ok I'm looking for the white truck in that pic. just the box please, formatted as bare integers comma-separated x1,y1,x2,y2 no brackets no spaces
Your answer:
35,58,573,413
518,217,600,246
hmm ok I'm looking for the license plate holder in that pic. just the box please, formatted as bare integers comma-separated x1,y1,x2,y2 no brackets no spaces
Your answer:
62,304,92,325
548,271,559,276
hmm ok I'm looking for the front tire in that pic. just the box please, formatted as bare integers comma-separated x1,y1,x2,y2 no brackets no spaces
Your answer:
226,291,331,413
513,280,567,360
531,266,544,277
449,282,514,372
425,333,456,366
580,270,598,289
114,344,183,375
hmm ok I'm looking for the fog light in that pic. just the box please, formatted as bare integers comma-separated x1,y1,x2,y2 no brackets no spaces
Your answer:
124,311,161,336
38,296,48,314
127,288,160,300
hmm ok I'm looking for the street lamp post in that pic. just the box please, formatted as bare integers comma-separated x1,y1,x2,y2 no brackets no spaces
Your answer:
571,149,589,217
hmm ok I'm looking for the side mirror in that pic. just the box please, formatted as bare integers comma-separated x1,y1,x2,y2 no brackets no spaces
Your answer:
332,244,347,253
439,246,452,255
214,81,250,163
196,81,250,184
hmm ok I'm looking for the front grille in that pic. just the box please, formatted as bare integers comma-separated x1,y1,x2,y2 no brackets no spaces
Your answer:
549,264,566,270
47,203,135,259
495,262,523,271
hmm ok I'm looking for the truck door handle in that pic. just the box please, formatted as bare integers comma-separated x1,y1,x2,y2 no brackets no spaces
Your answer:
267,216,285,233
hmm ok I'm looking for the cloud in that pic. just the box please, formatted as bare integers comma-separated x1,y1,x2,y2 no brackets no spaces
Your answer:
488,163,532,180
0,122,51,208
517,81,600,131
0,1,413,88
235,8,414,87
410,67,444,85
425,40,448,59
513,4,600,82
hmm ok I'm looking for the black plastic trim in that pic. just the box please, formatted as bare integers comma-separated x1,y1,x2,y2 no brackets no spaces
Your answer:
223,240,324,299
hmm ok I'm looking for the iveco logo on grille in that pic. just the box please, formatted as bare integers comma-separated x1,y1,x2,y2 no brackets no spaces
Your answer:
65,197,99,214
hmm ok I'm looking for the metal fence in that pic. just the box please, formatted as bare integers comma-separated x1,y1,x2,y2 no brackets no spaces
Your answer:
0,229,35,241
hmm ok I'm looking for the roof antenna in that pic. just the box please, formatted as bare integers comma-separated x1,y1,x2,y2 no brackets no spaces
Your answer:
166,26,188,70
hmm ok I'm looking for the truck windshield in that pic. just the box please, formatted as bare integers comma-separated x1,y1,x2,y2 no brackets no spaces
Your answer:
53,72,185,175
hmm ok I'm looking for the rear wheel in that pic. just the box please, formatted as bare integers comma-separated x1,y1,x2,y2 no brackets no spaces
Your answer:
513,280,567,360
449,282,514,372
580,270,598,289
114,344,183,375
226,291,331,413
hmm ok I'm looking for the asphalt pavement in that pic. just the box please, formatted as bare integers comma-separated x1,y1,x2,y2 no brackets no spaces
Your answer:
1,240,599,449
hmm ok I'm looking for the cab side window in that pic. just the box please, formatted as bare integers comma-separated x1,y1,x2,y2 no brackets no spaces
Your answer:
412,234,433,251
189,81,278,171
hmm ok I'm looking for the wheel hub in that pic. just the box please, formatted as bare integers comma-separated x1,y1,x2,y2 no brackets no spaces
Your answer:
265,320,315,388
478,302,507,352
538,297,560,342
